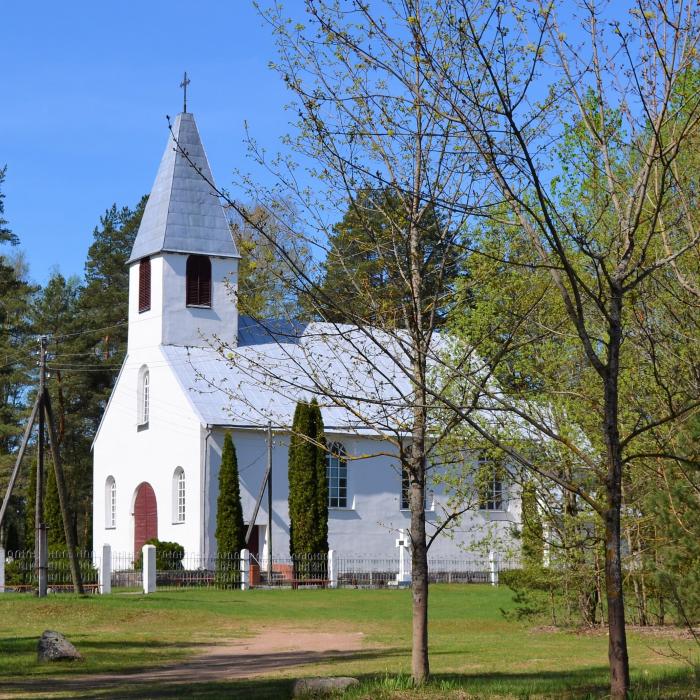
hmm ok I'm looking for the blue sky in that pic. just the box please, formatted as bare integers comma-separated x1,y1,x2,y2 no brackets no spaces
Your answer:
1,1,302,284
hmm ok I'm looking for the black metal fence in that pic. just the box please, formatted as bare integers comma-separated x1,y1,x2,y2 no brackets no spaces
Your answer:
3,549,99,592
0,548,519,593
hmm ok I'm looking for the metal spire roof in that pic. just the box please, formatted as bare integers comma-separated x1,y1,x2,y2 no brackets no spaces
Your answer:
127,112,238,264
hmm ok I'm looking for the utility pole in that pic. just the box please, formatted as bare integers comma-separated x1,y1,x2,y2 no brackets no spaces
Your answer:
0,336,84,595
267,421,272,583
35,337,48,597
44,389,84,594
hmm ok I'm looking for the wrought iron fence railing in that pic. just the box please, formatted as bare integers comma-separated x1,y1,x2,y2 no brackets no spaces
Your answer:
250,552,329,587
0,548,520,592
3,549,99,592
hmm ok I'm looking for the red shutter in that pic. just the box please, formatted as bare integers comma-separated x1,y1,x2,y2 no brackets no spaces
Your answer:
186,255,212,307
200,258,211,306
139,258,151,312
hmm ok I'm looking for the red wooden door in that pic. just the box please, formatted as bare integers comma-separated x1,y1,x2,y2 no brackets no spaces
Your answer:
134,482,158,553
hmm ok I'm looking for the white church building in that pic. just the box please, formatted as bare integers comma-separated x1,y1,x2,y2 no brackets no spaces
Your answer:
92,109,520,562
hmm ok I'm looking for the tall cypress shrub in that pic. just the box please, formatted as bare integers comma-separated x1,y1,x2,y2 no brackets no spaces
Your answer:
288,399,328,577
309,399,328,555
215,434,245,586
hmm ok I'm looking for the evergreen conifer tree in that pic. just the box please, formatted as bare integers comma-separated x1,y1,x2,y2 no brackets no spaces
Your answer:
309,400,328,555
215,434,245,586
44,465,65,549
288,400,328,576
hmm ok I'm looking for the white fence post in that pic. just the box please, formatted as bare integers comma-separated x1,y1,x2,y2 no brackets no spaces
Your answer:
240,549,250,591
328,549,337,588
142,544,156,594
99,544,112,594
489,550,498,586
396,529,411,585
0,547,5,593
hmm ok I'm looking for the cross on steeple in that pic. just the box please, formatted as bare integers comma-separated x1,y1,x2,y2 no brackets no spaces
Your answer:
180,71,191,113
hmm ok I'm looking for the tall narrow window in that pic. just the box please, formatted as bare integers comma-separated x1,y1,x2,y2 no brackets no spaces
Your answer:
400,465,430,511
173,468,185,523
138,365,150,429
186,255,212,307
481,473,504,511
142,371,149,425
105,476,116,528
326,442,347,508
138,257,151,312
478,456,506,511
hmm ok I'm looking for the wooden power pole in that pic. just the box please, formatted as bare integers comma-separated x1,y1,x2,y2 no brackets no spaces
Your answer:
0,336,84,595
35,338,48,596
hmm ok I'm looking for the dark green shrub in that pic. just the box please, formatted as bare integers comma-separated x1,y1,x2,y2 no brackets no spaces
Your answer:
135,539,184,571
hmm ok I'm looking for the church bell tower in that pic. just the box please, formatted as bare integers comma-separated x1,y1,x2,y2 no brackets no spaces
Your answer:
126,110,239,350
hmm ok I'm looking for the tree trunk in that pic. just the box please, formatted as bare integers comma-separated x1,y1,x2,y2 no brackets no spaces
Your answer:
604,501,630,698
409,438,429,683
603,292,630,699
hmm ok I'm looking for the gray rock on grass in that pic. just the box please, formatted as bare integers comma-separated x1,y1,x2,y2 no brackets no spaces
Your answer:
293,677,360,697
37,630,83,662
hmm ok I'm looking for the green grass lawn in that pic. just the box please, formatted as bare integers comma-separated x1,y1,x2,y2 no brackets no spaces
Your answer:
0,585,697,698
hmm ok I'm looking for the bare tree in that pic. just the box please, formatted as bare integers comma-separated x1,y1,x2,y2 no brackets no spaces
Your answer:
176,0,489,682
406,1,700,696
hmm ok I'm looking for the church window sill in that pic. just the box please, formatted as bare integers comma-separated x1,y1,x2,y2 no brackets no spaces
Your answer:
104,526,116,531
186,304,212,309
137,422,149,432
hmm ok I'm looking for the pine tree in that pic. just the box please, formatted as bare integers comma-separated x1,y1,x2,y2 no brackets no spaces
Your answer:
309,187,461,328
288,400,328,577
0,166,35,550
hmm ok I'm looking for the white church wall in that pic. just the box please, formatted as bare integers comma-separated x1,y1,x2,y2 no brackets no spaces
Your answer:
92,346,204,557
127,256,165,351
161,254,238,348
126,254,238,351
203,429,519,561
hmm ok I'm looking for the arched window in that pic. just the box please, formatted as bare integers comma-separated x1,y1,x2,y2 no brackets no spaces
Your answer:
137,365,149,428
105,476,116,528
173,468,186,523
326,442,347,508
186,255,212,307
138,257,151,312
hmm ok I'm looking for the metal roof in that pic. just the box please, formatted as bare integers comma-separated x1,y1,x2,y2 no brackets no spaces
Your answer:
127,112,239,264
164,319,417,434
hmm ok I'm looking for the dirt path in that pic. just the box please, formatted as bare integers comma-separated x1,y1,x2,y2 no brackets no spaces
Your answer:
0,627,371,697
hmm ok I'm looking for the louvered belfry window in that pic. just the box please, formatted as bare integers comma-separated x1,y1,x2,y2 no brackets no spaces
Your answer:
186,255,212,307
138,257,151,312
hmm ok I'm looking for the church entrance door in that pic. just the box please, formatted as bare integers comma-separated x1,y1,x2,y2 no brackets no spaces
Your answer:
133,482,158,553
247,525,261,560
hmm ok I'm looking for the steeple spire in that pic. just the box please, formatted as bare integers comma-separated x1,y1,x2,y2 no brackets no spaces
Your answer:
127,112,239,264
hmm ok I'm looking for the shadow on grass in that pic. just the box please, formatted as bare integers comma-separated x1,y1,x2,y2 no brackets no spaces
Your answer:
345,667,698,700
7,667,697,700
0,645,403,696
